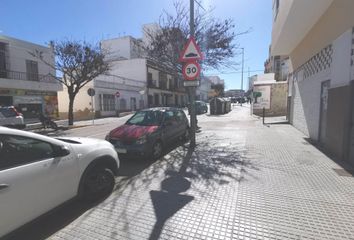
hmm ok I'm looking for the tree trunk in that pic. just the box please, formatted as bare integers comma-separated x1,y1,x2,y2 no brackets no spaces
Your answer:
68,94,75,126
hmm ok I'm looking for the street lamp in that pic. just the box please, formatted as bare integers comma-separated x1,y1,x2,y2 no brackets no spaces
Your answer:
241,47,244,106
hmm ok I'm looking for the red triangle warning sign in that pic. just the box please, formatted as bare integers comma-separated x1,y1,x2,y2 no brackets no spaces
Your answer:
179,37,203,62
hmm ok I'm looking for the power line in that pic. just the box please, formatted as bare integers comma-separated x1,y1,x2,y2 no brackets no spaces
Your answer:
207,69,264,75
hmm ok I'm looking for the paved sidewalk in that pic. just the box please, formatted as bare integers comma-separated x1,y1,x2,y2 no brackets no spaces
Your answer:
47,105,354,240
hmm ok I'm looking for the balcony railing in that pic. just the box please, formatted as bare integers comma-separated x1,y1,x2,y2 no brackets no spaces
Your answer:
0,70,57,83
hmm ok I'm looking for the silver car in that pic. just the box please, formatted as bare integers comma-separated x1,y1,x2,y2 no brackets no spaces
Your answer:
0,106,25,129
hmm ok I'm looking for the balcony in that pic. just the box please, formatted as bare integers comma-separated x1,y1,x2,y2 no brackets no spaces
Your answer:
0,69,57,83
271,0,333,56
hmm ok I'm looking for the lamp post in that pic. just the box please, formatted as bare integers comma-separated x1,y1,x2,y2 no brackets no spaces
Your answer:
241,47,244,106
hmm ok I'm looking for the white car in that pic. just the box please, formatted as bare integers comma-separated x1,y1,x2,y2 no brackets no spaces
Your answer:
0,106,25,129
0,127,120,238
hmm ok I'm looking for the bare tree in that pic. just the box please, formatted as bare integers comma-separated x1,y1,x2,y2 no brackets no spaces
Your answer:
30,40,110,125
144,1,248,73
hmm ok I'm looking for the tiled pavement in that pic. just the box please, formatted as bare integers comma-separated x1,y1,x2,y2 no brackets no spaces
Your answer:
49,105,354,240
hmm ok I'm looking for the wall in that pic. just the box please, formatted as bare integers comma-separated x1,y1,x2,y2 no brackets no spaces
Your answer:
58,58,147,119
148,67,159,87
290,28,353,141
101,37,132,60
290,1,354,70
325,86,351,160
0,35,60,91
58,82,94,120
253,82,287,117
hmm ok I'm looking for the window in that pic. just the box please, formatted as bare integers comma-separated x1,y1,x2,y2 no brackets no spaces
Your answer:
154,94,159,106
164,110,174,121
0,135,54,170
148,95,153,107
0,42,7,78
176,110,186,122
148,72,156,87
130,97,136,111
120,98,127,110
126,110,163,126
148,72,153,81
26,60,39,81
102,94,115,111
159,72,167,89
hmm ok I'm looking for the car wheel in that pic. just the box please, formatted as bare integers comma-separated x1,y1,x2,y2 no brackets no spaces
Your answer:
81,166,115,201
151,141,163,159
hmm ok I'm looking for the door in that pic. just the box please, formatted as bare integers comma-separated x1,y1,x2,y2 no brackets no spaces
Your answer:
130,97,136,111
0,135,78,237
319,80,330,145
349,81,354,165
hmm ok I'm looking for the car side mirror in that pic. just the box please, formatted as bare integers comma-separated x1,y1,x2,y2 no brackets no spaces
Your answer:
53,145,70,157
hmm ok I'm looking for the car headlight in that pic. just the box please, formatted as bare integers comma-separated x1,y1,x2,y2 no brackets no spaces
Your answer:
136,135,147,144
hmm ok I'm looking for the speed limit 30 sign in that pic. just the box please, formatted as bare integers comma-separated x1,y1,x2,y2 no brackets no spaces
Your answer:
182,61,201,80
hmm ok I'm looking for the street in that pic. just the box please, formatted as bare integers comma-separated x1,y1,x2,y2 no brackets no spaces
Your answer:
4,105,354,240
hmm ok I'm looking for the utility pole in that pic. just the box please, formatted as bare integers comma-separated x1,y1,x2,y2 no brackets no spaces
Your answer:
189,0,197,148
240,47,244,106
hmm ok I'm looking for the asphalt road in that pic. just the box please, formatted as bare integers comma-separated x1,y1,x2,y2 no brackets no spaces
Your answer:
39,114,133,140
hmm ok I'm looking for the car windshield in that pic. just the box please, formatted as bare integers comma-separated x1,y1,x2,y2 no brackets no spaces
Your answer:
126,110,163,126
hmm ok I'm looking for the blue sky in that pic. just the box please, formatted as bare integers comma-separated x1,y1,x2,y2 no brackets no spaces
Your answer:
1,0,272,90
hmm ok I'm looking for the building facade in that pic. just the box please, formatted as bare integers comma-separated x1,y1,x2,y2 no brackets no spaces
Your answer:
0,35,61,120
224,89,244,98
58,29,188,118
264,45,289,82
196,76,212,102
271,0,354,164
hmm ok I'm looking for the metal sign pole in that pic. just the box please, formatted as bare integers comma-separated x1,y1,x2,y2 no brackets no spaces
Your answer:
189,0,196,148
91,95,95,125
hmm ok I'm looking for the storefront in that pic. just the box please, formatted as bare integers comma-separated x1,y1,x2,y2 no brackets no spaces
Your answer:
0,88,59,119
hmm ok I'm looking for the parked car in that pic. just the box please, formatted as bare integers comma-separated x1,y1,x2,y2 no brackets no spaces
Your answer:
0,127,119,238
105,107,190,159
187,101,208,115
236,97,246,103
195,101,208,114
0,106,25,129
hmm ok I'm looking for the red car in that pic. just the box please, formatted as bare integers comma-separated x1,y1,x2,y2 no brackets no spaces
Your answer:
105,107,190,159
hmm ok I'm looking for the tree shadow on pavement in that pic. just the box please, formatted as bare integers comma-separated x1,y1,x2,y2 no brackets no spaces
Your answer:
149,145,195,240
147,134,259,240
5,131,260,240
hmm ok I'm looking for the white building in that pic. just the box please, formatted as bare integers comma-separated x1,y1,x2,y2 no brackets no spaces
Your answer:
58,26,188,118
249,73,276,89
264,45,290,82
271,0,354,164
0,35,62,120
196,76,212,102
207,76,224,85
